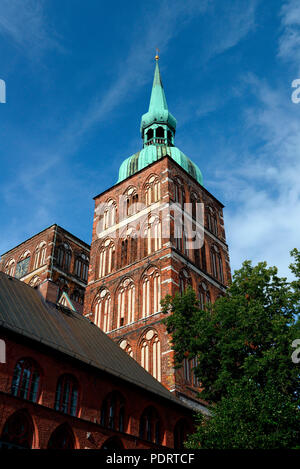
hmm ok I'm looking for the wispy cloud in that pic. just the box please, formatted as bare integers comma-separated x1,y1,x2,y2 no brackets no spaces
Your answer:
201,0,258,61
0,0,60,56
278,0,300,70
0,0,211,250
213,71,300,278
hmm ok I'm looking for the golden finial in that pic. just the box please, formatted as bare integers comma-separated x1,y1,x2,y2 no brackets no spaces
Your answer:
155,48,160,61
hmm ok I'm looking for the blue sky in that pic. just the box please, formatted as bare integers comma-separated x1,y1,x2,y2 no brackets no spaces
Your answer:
0,0,300,278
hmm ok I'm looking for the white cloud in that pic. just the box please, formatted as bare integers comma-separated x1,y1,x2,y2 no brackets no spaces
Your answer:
0,0,211,251
202,0,258,61
0,0,59,56
213,72,300,279
278,0,300,70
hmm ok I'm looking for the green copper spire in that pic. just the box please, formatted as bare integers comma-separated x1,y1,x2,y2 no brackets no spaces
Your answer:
117,56,203,186
140,56,177,140
149,60,168,112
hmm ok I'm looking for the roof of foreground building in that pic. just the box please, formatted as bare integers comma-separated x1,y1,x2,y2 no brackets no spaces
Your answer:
0,272,189,409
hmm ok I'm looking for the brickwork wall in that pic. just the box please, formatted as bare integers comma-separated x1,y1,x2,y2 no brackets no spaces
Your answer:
0,225,90,313
84,155,231,401
0,333,193,449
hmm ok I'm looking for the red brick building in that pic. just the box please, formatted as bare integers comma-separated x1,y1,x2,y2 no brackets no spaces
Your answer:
0,57,231,449
0,224,90,314
84,58,231,408
0,273,194,449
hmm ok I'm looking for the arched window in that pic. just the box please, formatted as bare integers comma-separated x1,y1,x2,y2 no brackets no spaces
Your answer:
174,177,185,207
145,175,161,206
47,424,75,449
117,279,135,327
56,243,72,272
139,329,161,382
142,267,161,317
94,289,111,332
139,407,161,444
167,130,173,145
54,374,78,416
141,340,149,372
120,228,138,268
174,419,189,450
15,251,31,279
102,199,117,230
123,186,139,218
101,392,126,432
179,269,192,295
74,253,89,282
156,126,164,138
11,358,40,403
143,215,162,256
5,259,15,277
0,411,34,449
33,242,47,270
146,128,154,145
98,239,115,278
198,282,210,310
207,206,218,236
211,245,224,283
119,339,133,357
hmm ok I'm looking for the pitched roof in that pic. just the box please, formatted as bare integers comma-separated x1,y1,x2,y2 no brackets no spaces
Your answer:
0,272,188,409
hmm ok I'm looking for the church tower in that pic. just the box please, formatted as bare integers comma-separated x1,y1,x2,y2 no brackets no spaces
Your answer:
84,56,231,409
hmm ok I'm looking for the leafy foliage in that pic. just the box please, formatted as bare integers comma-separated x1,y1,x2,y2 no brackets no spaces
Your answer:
162,250,300,449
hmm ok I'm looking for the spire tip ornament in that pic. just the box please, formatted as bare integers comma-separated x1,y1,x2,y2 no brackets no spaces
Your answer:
155,48,159,61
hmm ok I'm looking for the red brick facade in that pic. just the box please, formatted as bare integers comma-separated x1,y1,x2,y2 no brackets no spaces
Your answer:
84,155,231,405
0,225,90,313
0,331,193,449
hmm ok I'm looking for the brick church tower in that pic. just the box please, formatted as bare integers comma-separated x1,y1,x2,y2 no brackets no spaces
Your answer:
84,56,231,410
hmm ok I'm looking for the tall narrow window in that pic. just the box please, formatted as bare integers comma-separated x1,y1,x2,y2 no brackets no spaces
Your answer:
140,330,161,382
94,289,111,332
141,341,149,371
179,269,191,295
139,407,161,444
124,187,139,216
211,245,223,282
98,240,115,278
54,374,78,416
183,358,191,382
152,336,161,382
207,207,218,236
34,243,46,269
117,279,135,328
11,359,40,403
74,254,89,281
142,268,161,317
101,199,117,230
56,244,72,272
198,282,210,310
145,175,161,205
143,216,162,256
101,393,125,433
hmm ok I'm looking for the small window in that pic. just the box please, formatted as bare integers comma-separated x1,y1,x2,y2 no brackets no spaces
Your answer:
54,374,78,416
11,359,40,403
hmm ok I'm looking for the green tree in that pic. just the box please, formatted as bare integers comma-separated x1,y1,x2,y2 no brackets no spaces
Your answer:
162,250,300,449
